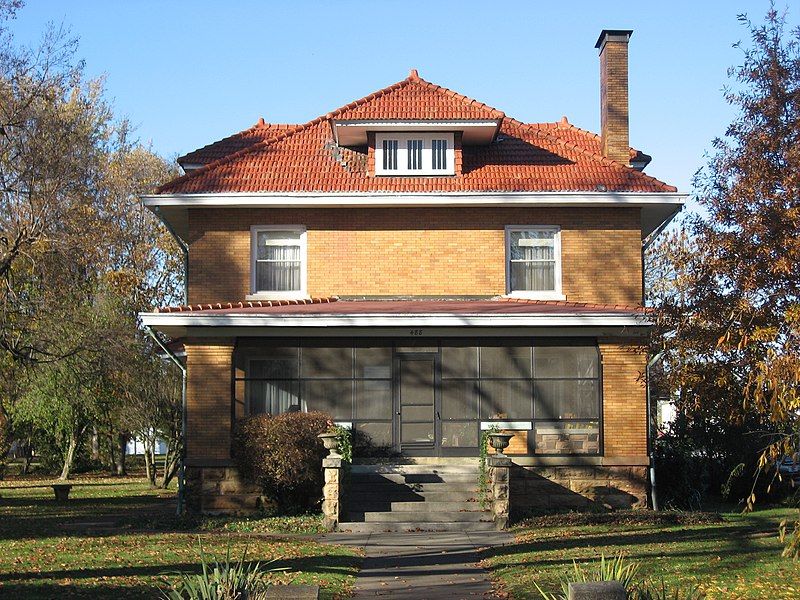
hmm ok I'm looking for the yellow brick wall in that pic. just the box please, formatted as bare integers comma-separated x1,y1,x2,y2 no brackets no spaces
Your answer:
600,37,630,164
185,340,235,461
186,207,643,305
600,338,647,458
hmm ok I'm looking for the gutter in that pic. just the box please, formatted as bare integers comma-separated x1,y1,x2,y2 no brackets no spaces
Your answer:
146,325,188,516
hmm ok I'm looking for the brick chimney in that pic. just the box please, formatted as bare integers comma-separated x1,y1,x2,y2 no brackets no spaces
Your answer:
595,29,633,165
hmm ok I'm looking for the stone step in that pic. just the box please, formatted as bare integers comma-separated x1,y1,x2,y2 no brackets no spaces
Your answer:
346,490,480,503
349,472,478,484
337,520,497,533
361,510,491,523
350,464,479,475
346,500,483,514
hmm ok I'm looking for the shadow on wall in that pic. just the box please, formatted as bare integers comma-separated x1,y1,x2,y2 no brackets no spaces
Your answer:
509,464,644,518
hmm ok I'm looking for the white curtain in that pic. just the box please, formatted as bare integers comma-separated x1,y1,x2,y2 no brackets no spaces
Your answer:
256,232,301,291
510,230,555,291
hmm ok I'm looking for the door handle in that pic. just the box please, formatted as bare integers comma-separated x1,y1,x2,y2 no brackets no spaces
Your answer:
396,411,401,416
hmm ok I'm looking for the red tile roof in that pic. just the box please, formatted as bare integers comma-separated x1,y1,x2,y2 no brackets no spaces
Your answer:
178,119,294,166
159,71,675,195
154,297,647,316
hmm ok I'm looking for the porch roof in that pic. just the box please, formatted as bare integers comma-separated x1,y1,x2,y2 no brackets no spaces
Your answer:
152,297,647,316
141,298,651,339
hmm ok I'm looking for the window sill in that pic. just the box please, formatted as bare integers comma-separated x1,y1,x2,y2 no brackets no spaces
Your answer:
505,292,567,301
246,293,310,302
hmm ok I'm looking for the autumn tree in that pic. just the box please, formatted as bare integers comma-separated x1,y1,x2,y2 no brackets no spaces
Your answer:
651,5,800,557
0,2,182,477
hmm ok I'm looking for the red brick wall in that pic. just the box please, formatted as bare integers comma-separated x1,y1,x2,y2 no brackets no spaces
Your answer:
186,207,642,305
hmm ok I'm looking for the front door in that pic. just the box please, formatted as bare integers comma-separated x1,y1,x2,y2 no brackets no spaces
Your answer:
395,354,439,455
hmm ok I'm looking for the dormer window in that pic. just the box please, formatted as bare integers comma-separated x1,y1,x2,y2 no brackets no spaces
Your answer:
375,132,454,176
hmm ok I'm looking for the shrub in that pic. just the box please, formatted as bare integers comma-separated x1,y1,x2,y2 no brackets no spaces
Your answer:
232,412,330,513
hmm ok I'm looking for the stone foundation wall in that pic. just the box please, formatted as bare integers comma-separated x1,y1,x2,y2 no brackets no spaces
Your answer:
184,465,266,514
510,465,647,514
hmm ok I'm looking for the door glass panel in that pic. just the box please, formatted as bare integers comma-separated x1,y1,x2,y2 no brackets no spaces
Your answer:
402,422,434,444
441,422,479,447
399,358,435,446
400,360,435,406
402,405,434,421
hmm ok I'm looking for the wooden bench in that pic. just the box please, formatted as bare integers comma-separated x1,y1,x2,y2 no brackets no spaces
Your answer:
0,483,74,502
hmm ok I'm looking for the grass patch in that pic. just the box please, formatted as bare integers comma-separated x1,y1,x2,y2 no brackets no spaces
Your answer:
512,509,724,529
0,476,360,599
200,513,327,535
483,507,800,599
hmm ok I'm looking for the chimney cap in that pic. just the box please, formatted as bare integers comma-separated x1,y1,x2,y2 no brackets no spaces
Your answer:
595,29,633,50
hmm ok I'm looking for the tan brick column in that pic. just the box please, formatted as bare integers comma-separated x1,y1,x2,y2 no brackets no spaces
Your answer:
184,339,235,462
599,339,647,460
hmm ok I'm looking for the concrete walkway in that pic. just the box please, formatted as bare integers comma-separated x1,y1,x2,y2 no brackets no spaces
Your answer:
322,531,512,599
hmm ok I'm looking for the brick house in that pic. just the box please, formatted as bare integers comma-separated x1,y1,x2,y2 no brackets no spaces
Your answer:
141,30,685,522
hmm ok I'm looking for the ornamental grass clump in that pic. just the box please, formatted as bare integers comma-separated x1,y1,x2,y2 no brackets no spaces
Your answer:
161,537,283,600
534,553,705,599
232,411,330,514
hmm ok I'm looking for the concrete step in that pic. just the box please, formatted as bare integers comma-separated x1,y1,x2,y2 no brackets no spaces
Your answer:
348,480,479,492
361,510,491,523
346,500,483,514
337,520,497,533
346,490,479,503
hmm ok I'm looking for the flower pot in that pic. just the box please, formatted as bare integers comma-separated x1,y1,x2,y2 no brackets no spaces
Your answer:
318,432,341,457
487,432,514,457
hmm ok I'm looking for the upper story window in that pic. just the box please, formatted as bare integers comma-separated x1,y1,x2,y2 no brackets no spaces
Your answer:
249,225,307,299
375,132,454,176
505,225,565,300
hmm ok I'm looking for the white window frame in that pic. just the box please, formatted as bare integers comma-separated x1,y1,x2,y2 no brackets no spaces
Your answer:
248,225,308,300
375,132,455,176
504,225,565,300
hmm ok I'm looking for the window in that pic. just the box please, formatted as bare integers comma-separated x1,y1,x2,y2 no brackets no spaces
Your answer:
382,139,398,170
250,226,307,299
407,139,423,170
505,226,564,299
375,132,455,175
431,139,448,170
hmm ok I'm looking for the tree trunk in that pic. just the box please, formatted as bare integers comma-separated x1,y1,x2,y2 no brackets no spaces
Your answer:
90,426,100,461
144,436,157,486
107,428,116,472
115,432,127,476
60,434,78,480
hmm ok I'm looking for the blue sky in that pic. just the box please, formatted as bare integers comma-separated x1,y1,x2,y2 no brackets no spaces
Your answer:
9,1,795,193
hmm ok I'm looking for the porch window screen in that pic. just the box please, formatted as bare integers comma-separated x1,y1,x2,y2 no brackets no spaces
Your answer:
441,343,600,454
238,343,393,450
508,228,558,292
255,230,302,292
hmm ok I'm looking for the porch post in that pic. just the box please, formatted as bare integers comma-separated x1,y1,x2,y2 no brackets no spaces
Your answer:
322,457,344,531
488,455,511,529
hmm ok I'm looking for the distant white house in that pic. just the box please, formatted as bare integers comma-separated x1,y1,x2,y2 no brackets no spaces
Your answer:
126,436,168,455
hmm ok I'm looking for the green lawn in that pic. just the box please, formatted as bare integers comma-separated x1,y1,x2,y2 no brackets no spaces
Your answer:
0,476,360,599
481,508,800,599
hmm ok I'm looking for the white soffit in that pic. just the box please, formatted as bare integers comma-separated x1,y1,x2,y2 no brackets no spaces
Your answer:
144,192,686,242
332,120,501,146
